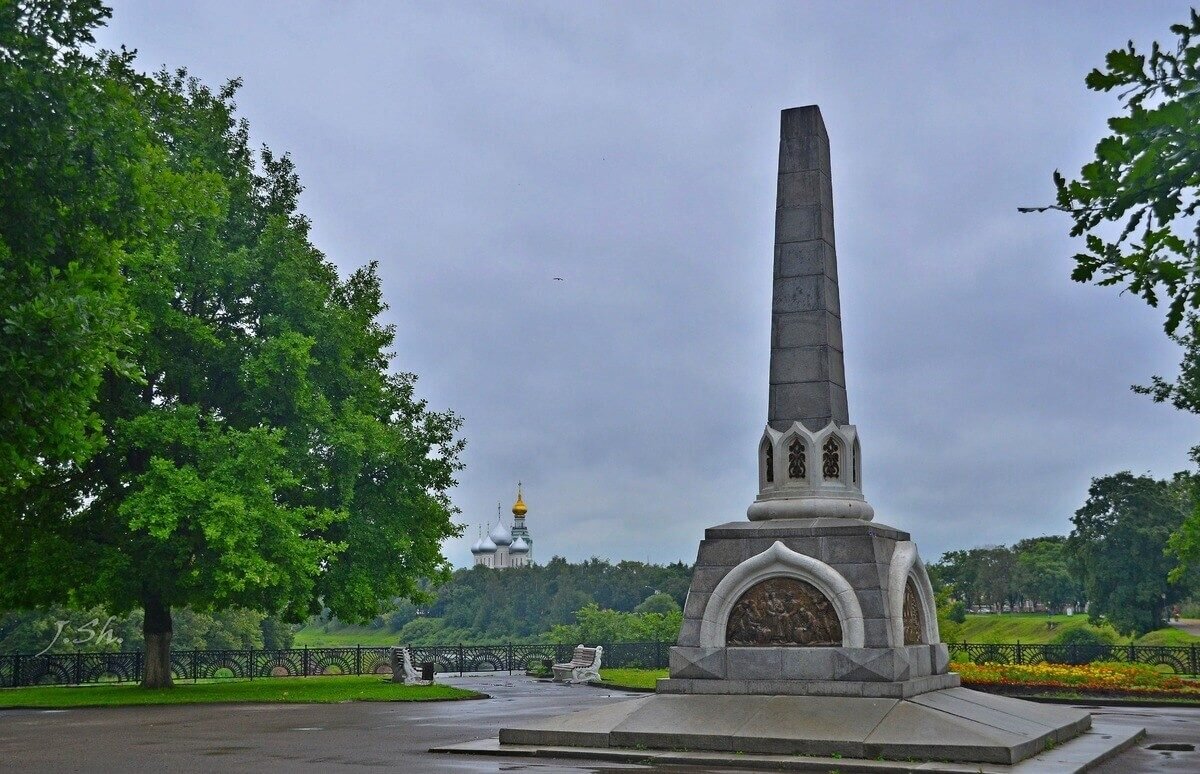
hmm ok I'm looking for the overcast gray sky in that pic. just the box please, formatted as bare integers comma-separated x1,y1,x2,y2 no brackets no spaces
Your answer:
100,1,1200,568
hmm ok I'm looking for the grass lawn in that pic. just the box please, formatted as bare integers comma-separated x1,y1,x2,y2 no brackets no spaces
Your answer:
0,675,481,708
292,625,401,646
598,668,667,690
953,613,1200,645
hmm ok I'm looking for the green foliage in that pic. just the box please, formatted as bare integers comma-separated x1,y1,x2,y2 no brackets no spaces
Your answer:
0,676,478,708
930,539,1082,613
428,558,690,641
1133,322,1200,582
299,558,693,645
931,545,1017,610
1013,537,1084,612
1052,626,1117,646
547,603,682,644
0,607,294,653
0,1,463,685
1025,11,1200,334
953,612,1196,645
934,585,965,643
393,616,482,646
946,600,967,624
1048,622,1119,665
598,668,668,690
258,615,295,650
634,592,681,615
1069,471,1196,636
0,0,150,494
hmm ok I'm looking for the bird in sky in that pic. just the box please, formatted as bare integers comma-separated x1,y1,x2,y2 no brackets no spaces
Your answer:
552,277,564,281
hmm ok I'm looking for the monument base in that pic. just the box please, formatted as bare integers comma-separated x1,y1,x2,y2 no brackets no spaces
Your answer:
438,720,1144,773
493,688,1095,766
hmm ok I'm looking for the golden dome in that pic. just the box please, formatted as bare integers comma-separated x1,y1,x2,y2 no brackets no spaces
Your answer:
511,482,528,517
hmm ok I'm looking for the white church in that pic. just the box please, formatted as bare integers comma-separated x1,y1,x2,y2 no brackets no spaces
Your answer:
470,484,535,568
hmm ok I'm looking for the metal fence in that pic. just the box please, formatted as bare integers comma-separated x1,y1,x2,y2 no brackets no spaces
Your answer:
5,640,1198,688
946,641,1200,675
0,642,671,688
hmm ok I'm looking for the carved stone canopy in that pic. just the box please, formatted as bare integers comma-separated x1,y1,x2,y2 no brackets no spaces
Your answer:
725,577,842,647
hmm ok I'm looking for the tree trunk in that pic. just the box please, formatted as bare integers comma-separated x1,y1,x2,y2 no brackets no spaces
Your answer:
141,597,173,688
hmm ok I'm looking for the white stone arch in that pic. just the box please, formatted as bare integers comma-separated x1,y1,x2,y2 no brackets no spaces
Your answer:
887,541,939,647
699,541,865,648
758,427,781,490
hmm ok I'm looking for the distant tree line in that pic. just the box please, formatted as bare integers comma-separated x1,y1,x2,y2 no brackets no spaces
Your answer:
931,470,1200,637
929,536,1083,615
316,558,693,645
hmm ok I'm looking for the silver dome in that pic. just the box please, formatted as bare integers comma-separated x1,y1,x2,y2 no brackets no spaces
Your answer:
509,536,529,554
488,519,513,547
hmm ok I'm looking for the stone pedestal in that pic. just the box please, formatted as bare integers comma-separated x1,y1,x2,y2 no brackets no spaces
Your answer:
488,514,1099,766
664,517,951,698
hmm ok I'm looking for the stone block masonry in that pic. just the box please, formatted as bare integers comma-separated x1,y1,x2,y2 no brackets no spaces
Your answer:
769,106,847,433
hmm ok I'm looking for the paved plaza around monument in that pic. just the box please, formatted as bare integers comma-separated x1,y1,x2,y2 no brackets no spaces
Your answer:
0,675,1195,772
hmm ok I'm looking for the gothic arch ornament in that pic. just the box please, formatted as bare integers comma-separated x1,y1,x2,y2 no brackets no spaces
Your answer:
749,421,873,521
699,541,865,648
887,541,939,647
821,436,840,479
758,427,782,489
787,436,807,480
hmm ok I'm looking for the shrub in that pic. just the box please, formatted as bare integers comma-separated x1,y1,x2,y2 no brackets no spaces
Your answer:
1048,626,1117,665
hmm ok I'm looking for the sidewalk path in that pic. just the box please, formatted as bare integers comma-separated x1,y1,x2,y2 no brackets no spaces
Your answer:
1168,618,1200,637
1,674,1198,772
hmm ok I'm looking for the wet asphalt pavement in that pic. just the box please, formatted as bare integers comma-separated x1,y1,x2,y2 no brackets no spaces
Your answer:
1,674,1199,772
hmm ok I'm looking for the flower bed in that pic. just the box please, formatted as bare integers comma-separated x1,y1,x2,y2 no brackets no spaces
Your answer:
953,661,1200,698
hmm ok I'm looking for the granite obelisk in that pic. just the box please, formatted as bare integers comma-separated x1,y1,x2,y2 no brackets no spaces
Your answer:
770,107,847,433
749,108,872,521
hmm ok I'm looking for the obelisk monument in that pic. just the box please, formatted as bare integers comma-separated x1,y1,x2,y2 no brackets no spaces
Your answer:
769,106,847,433
478,106,1115,768
749,107,872,521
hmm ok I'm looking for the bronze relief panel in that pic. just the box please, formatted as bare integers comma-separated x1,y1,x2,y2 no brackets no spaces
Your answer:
903,577,925,645
725,576,842,647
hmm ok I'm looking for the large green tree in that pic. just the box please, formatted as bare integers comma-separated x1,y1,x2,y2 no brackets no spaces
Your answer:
0,0,149,495
930,546,1017,610
0,2,463,687
1068,471,1194,636
1012,536,1083,613
1026,10,1200,334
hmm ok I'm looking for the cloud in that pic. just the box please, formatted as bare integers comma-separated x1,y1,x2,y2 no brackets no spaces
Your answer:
102,0,1200,567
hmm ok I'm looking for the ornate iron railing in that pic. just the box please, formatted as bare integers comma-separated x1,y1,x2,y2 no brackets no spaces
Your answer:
945,641,1200,675
0,641,673,688
5,641,1197,688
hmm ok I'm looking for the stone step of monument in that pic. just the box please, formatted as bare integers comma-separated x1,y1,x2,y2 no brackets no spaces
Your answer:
436,720,1143,772
491,688,1095,766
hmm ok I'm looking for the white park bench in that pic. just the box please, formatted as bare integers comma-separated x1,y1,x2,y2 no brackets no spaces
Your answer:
390,645,421,684
552,644,603,683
